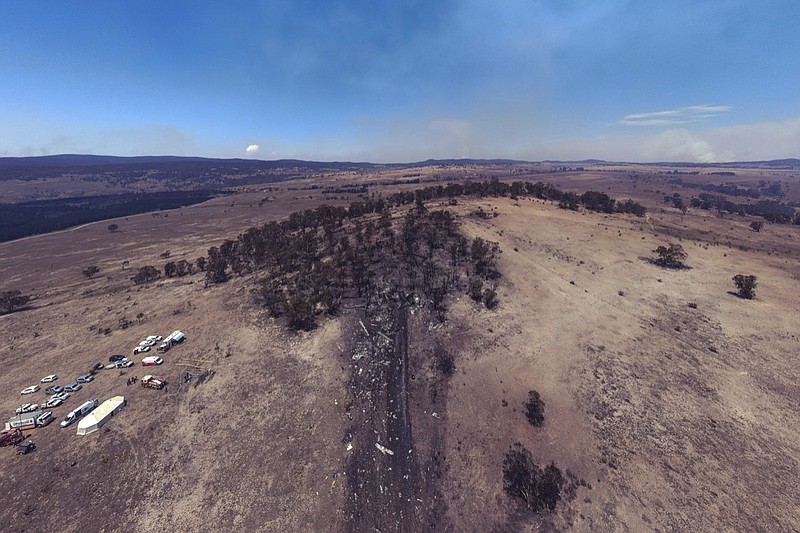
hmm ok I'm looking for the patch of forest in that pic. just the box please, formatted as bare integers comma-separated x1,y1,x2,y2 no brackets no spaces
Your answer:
672,178,784,199
690,193,799,224
157,179,645,328
0,190,225,242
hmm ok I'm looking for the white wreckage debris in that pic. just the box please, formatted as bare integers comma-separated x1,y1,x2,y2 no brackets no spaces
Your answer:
375,442,395,456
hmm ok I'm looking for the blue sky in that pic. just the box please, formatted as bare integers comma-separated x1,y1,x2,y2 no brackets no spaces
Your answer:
1,0,798,162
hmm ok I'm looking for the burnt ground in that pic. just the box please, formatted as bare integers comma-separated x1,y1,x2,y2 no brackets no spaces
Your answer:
343,294,453,533
344,298,413,532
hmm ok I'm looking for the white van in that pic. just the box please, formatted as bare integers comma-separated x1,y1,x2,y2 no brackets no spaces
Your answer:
60,399,99,428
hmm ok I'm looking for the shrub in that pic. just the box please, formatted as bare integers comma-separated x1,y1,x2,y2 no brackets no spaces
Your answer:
131,265,160,284
468,278,484,302
482,287,498,309
0,290,31,314
433,343,455,377
525,390,545,427
733,274,757,299
82,265,100,279
750,221,764,232
503,443,565,513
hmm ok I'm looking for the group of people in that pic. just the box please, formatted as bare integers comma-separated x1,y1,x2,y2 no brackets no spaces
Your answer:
125,376,139,386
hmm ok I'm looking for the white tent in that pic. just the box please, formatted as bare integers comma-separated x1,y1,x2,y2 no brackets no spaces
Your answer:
76,396,126,435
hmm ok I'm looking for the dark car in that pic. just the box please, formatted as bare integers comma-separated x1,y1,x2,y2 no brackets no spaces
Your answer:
16,440,36,455
108,354,126,362
45,385,64,395
92,362,105,371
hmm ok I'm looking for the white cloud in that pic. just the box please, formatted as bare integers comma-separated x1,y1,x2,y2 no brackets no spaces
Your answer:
245,144,260,154
620,105,732,126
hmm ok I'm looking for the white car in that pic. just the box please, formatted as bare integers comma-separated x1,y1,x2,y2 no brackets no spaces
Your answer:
43,397,63,408
15,403,39,414
52,391,71,402
116,359,135,368
41,374,58,383
139,339,157,347
146,335,163,342
133,346,150,355
20,385,40,395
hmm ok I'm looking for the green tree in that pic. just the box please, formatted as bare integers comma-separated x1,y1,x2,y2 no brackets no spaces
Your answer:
652,243,687,268
164,261,177,277
259,279,286,317
286,295,315,331
205,247,228,284
107,223,119,233
131,265,161,284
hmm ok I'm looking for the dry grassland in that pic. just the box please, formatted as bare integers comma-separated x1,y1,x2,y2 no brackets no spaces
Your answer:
0,169,798,532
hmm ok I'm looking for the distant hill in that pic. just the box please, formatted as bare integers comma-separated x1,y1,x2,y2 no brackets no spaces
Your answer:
0,154,379,181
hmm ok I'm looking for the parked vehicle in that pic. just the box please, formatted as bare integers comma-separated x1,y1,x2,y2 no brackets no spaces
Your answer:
15,404,39,415
146,335,163,342
45,385,64,395
109,354,126,362
141,356,163,366
43,397,63,409
76,374,95,383
141,375,167,389
92,363,105,371
20,385,40,395
133,346,150,355
52,392,70,402
4,413,37,432
63,383,82,393
16,440,36,455
35,411,54,427
158,330,186,352
0,429,25,447
60,399,98,428
115,359,135,368
139,339,156,348
40,375,58,383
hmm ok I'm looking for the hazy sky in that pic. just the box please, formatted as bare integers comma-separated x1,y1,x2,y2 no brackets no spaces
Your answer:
2,1,798,162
